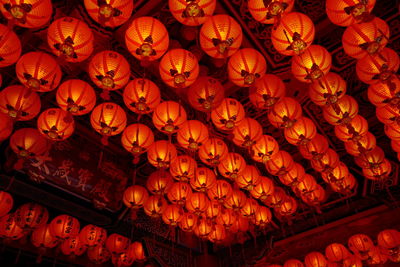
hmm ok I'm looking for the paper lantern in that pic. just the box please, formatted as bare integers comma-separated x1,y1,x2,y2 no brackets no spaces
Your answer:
205,200,221,219
0,214,24,240
310,149,340,173
230,215,249,233
367,246,388,265
323,95,359,125
90,103,127,141
0,85,41,121
266,151,295,176
344,132,376,156
250,135,279,163
343,255,362,267
325,243,350,263
88,50,130,91
291,45,332,83
232,118,263,147
236,165,261,191
87,245,111,264
271,12,315,56
177,120,209,151
348,234,374,260
330,174,357,194
198,137,228,167
368,79,400,108
9,128,49,160
224,189,247,211
162,204,184,226
334,115,369,142
392,140,400,153
153,101,187,134
143,196,168,218
0,0,52,28
113,247,135,267
263,187,287,208
123,78,161,115
130,241,146,262
227,48,267,87
326,0,376,27
249,74,286,109
47,17,94,62
123,185,149,209
191,167,216,192
284,259,304,267
284,117,317,145
0,113,13,142
159,49,199,88
279,163,305,187
208,224,226,243
309,72,347,106
250,176,275,200
0,24,21,67
248,0,294,24
376,104,400,126
49,215,80,240
218,152,246,180
321,162,349,183
37,108,75,141
302,184,326,206
304,252,328,267
79,224,107,248
207,180,232,203
199,14,242,58
0,191,13,218
16,52,62,92
240,198,258,217
275,196,297,216
187,76,225,112
167,182,192,205
185,193,209,214
179,212,198,232
378,229,400,249
146,169,173,195
147,140,177,169
31,224,58,249
254,206,272,228
106,233,130,255
121,124,154,157
84,0,133,27
342,17,390,59
169,0,216,26
194,217,213,238
355,146,385,169
211,98,246,131
386,124,400,141
362,159,391,180
295,174,317,195
14,203,48,230
216,208,236,229
169,155,197,182
268,97,303,128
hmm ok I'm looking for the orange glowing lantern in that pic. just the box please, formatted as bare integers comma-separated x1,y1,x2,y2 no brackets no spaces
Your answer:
251,135,279,163
187,76,225,112
0,0,52,28
248,0,294,25
146,169,173,195
240,198,258,217
342,17,390,59
159,49,199,88
121,124,154,158
56,79,96,116
125,16,169,61
167,182,192,205
79,224,107,248
266,151,295,176
323,95,359,125
200,14,243,58
311,149,340,173
0,113,13,142
37,108,75,141
368,79,400,108
268,97,303,128
191,167,216,192
377,104,400,126
147,140,177,169
206,200,221,219
207,180,232,203
355,146,385,169
84,0,134,28
0,214,24,240
236,165,261,191
295,174,317,195
326,0,376,27
224,189,247,211
325,243,350,263
153,101,187,134
227,48,267,87
301,184,326,206
378,229,400,250
211,98,246,131
291,45,332,83
162,204,184,226
231,215,249,233
31,224,58,250
143,196,167,218
177,120,209,150
185,192,209,214
49,215,80,240
198,137,228,167
330,174,357,194
275,196,297,216
321,162,349,183
263,187,287,208
123,185,149,210
348,234,374,260
334,115,369,142
362,159,391,181
0,191,13,217
250,176,275,200
194,217,213,238
344,132,376,155
386,124,400,141
254,205,272,228
14,203,48,230
0,24,21,67
284,117,317,145
106,233,130,256
392,140,400,153
216,208,236,229
284,259,304,267
249,74,286,109
9,128,49,163
309,72,347,106
123,78,161,115
169,0,216,26
279,163,305,187
232,118,263,147
16,52,62,92
367,247,388,265
87,245,111,264
179,212,198,232
304,252,328,267
271,12,315,56
218,152,246,180
208,224,226,243
170,155,197,182
130,241,146,262
47,17,94,62
0,85,41,121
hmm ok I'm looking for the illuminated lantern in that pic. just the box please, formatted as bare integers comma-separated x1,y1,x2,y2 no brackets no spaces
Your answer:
251,135,279,163
309,72,347,106
191,167,216,192
326,0,376,27
0,24,21,67
268,97,303,128
61,237,86,257
263,187,287,208
143,196,168,218
106,233,130,255
265,151,295,176
232,118,263,147
79,224,107,248
9,128,49,164
185,193,209,214
368,79,400,108
123,78,161,115
271,12,315,56
284,259,304,267
177,120,209,151
130,242,146,262
87,245,111,264
0,85,41,121
216,208,236,229
0,0,52,28
342,17,390,59
168,0,216,26
240,198,258,217
330,174,357,194
227,48,267,87
162,204,184,226
325,243,350,263
49,215,80,240
16,52,61,92
218,152,246,180
146,170,173,195
302,184,326,206
37,108,75,141
84,0,134,27
179,212,198,232
231,215,249,233
321,162,349,183
0,191,13,217
208,224,226,243
284,117,317,145
170,155,197,182
207,180,232,203
0,113,13,142
376,104,400,126
392,140,400,153
355,146,385,169
211,98,246,131
121,124,154,158
31,224,58,250
279,163,305,187
254,205,272,228
275,196,297,216
236,165,261,191
385,124,400,141
198,137,228,167
348,234,374,260
153,101,187,134
194,217,213,238
344,132,376,155
224,189,247,211
295,174,317,195
14,203,48,230
304,252,327,267
167,182,192,205
291,45,332,83
343,255,363,267
250,176,275,200
362,159,391,180
0,214,24,240
249,74,286,109
147,140,177,169
206,201,221,219
311,149,340,173
88,50,130,91
123,185,149,211
248,0,294,24
377,229,400,251
323,95,359,125
113,249,135,267
187,76,225,112
334,115,369,142
199,14,242,58
367,247,388,265
159,49,199,88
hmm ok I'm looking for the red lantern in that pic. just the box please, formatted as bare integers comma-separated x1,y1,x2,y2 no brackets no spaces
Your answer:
330,174,357,195
224,189,247,211
123,185,149,210
0,85,41,121
268,97,303,128
284,117,317,145
10,128,49,161
207,180,233,203
254,205,272,228
84,0,134,27
368,79,400,108
377,104,400,126
49,215,80,240
200,14,242,58
263,187,287,208
321,162,349,183
191,167,216,192
162,204,184,226
177,120,209,151
169,0,216,26
79,224,107,248
0,113,13,142
147,140,177,169
232,118,263,147
87,245,111,264
153,101,187,134
144,196,168,218
355,146,385,169
123,79,161,114
249,74,286,109
342,17,390,59
14,203,48,230
106,233,130,255
146,170,173,195
90,103,127,142
61,236,86,257
240,198,258,217
236,165,261,191
344,132,376,155
291,45,332,83
362,159,391,180
295,174,317,195
131,241,146,262
211,98,246,131
301,184,326,206
167,182,192,205
311,149,340,173
216,208,236,229
334,115,369,142
251,135,279,163
298,134,328,160
205,200,221,220
170,155,197,182
284,259,304,267
0,191,13,217
227,48,267,87
198,137,228,167
179,212,198,232
0,24,21,67
185,192,209,214
367,246,388,265
348,234,374,260
0,0,52,28
323,95,359,125
326,0,376,27
275,196,297,216
230,215,249,233
88,50,130,91
16,52,62,92
31,224,58,249
0,214,24,240
208,224,226,243
250,176,275,200
304,252,328,267
271,12,315,56
279,163,305,187
309,72,347,106
37,108,75,141
266,151,295,176
248,0,294,25
187,76,225,112
377,229,400,249
121,124,154,158
325,243,350,263
343,255,363,267
218,152,246,180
